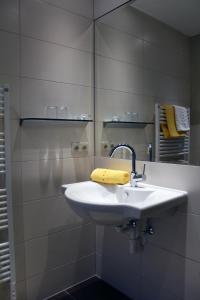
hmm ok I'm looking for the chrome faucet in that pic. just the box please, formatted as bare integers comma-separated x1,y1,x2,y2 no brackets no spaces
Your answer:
109,143,146,187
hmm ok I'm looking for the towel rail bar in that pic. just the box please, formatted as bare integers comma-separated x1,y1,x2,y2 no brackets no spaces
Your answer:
0,86,16,299
155,104,190,163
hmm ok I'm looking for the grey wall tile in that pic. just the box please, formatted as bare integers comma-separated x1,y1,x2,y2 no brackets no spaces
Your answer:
0,0,19,33
21,0,93,52
95,157,200,299
99,6,144,39
26,254,95,300
0,31,19,76
20,123,94,161
141,244,200,300
0,75,20,120
21,157,92,202
21,78,93,119
95,23,143,66
16,280,28,300
24,224,95,277
96,55,144,94
43,0,93,18
13,195,89,243
21,37,92,86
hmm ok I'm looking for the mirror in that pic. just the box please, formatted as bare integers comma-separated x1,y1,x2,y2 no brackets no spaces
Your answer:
94,1,200,165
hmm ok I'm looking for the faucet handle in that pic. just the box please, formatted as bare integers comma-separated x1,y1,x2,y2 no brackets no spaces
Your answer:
142,163,146,181
132,164,146,185
142,164,146,176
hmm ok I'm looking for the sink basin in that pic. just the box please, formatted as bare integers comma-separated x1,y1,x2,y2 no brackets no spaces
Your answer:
62,181,187,225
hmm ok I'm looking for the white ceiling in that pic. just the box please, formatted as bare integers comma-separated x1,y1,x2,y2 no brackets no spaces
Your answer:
131,0,200,36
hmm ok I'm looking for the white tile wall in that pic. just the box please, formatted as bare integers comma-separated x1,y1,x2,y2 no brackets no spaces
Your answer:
141,244,200,300
142,13,190,55
20,123,94,161
95,156,200,300
43,0,93,19
99,226,141,299
191,35,200,164
191,124,200,165
21,37,92,86
0,74,20,119
11,162,22,205
21,157,93,202
21,0,93,52
26,254,95,300
95,88,154,122
99,6,144,39
95,121,153,161
10,119,21,162
96,55,144,94
24,224,95,277
94,0,129,19
0,31,19,76
0,0,94,299
15,280,27,300
13,196,86,243
95,5,190,161
0,1,195,300
95,23,143,66
0,0,19,33
21,78,93,119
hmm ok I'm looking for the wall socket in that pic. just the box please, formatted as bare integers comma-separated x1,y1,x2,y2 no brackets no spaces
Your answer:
71,142,88,154
101,142,116,153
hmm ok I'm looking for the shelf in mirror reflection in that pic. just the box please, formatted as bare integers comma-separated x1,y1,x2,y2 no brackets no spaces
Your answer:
19,118,93,126
103,120,154,128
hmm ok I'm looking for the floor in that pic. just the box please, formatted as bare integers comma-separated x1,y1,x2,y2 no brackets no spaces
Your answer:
48,277,131,300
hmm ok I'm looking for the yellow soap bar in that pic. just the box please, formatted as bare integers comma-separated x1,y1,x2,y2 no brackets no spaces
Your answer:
90,168,130,185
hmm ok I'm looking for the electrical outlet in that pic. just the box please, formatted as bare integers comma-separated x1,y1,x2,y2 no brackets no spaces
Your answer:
101,141,110,152
71,142,80,152
71,142,89,155
110,143,115,149
80,142,88,152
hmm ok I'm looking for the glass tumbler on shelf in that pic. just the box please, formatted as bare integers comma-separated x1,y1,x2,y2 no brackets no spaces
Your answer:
112,115,120,122
80,113,91,120
58,106,68,119
124,112,138,122
45,106,58,119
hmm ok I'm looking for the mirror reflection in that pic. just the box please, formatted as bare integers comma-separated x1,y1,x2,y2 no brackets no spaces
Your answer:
95,1,200,165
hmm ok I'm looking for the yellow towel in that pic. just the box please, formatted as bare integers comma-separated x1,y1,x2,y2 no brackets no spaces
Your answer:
90,168,130,185
160,123,170,139
162,105,185,138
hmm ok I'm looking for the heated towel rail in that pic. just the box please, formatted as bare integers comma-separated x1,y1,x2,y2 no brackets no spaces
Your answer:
155,103,190,164
0,86,16,299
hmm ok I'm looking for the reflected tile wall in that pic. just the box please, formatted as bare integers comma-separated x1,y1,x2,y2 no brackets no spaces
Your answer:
95,5,190,161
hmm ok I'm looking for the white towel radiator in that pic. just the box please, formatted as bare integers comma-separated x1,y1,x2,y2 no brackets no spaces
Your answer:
155,103,190,164
0,86,16,299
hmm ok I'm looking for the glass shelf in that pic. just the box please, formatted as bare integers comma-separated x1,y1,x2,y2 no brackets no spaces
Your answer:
19,118,93,126
103,120,154,128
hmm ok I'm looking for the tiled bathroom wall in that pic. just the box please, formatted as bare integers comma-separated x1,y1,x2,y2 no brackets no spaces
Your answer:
94,6,200,300
191,35,200,165
95,6,191,160
0,1,198,300
0,0,95,299
95,157,200,300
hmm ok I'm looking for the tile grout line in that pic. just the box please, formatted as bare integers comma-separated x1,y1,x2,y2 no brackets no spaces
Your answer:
15,221,94,245
21,33,93,56
41,0,93,21
17,253,96,284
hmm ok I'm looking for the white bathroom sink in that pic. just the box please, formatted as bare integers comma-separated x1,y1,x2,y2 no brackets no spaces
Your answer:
62,181,187,225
